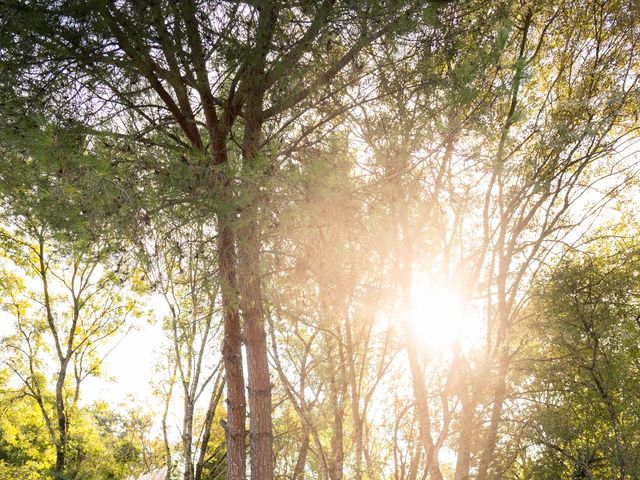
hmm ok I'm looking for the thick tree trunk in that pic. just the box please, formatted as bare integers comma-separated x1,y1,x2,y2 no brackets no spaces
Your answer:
239,38,274,474
217,222,247,480
208,124,248,480
239,111,274,480
237,211,273,480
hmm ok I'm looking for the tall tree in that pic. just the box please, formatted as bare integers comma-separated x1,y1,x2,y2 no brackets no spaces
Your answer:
0,2,430,478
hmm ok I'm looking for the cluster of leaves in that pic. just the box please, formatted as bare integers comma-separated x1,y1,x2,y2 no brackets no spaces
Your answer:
504,234,640,479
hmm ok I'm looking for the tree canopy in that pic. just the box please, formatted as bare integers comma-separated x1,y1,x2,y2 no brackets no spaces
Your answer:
1,1,640,479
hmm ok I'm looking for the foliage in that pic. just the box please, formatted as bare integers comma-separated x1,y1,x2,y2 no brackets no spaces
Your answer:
0,1,640,480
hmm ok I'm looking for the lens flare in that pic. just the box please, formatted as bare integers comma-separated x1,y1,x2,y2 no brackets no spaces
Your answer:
408,280,482,351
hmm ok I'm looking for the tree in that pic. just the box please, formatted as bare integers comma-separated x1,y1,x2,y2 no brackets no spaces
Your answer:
0,2,433,478
0,216,136,479
140,215,226,480
1,1,640,479
514,234,640,479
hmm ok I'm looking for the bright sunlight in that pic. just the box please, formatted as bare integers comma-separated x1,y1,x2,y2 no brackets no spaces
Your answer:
2,2,640,479
408,280,482,351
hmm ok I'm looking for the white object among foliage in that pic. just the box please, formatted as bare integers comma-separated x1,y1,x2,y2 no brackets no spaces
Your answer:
127,468,167,480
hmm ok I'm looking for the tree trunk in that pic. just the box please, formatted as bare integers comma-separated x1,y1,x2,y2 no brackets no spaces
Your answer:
237,212,273,480
238,34,275,474
54,361,69,479
328,356,344,480
292,425,310,480
162,365,176,477
345,317,364,480
453,393,475,480
396,188,444,480
237,149,273,480
195,375,225,480
218,219,247,480
183,398,195,480
476,350,508,480
404,340,444,480
477,256,511,480
590,367,627,480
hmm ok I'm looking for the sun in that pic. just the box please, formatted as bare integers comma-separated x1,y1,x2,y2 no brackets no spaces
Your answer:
407,280,479,351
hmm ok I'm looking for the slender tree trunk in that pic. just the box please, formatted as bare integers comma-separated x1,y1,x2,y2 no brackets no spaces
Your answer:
407,446,421,480
54,362,69,479
474,15,534,478
292,425,310,480
476,348,508,480
328,356,345,480
162,365,176,476
183,398,195,480
195,375,225,480
345,316,364,480
477,257,510,480
453,393,475,480
351,397,364,480
404,339,444,480
38,237,69,479
590,367,627,480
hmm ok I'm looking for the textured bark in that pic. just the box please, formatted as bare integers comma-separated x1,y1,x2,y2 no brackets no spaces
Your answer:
236,4,277,478
237,223,274,480
218,223,247,480
235,178,274,479
237,127,273,479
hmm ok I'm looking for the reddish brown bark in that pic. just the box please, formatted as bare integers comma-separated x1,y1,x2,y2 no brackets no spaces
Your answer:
218,222,247,480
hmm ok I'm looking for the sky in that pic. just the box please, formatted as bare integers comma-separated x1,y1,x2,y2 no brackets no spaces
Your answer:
0,296,166,405
81,318,166,406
